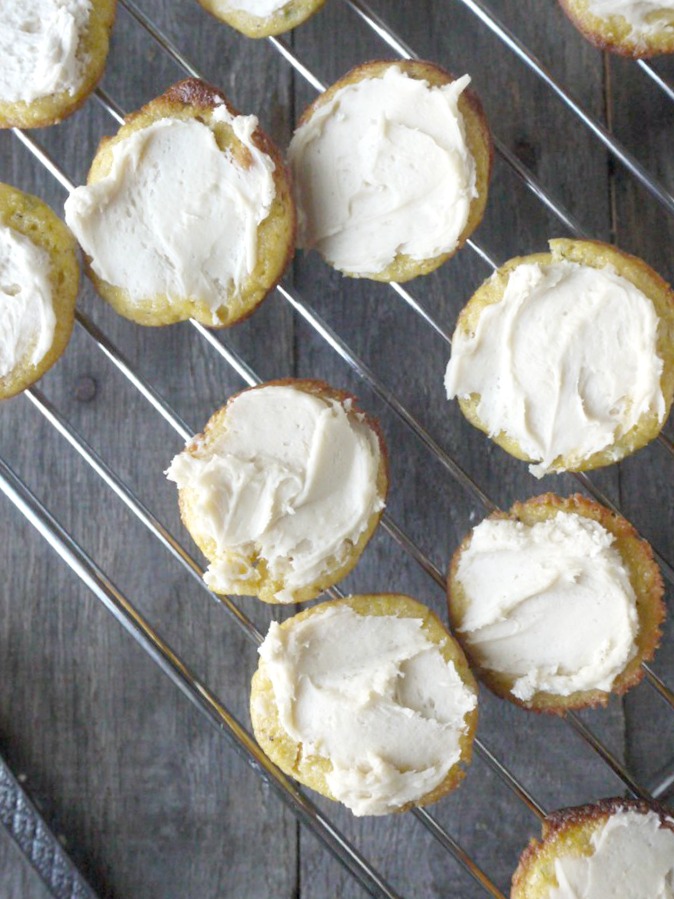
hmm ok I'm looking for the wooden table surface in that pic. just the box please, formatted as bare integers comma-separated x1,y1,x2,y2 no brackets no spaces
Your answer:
1,1,674,897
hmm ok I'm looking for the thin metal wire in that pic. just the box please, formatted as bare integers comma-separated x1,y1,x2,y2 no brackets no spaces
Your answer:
412,809,507,899
566,712,654,803
642,664,674,710
637,61,674,103
118,0,201,78
475,744,546,821
0,456,402,899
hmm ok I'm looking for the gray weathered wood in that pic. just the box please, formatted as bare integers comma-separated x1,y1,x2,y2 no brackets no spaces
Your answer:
1,0,673,896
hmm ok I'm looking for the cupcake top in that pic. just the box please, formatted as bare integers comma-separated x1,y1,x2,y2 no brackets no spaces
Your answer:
251,595,478,815
0,0,92,106
452,511,638,701
289,61,491,281
0,224,56,379
64,79,295,328
512,799,674,898
65,105,276,324
445,239,674,475
167,381,387,604
550,809,674,897
448,494,664,713
196,0,327,38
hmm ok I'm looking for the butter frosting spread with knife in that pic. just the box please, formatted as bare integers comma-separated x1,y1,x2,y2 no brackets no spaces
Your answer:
167,381,387,605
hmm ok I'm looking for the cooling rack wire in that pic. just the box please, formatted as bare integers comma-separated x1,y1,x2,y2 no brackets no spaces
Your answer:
3,1,674,897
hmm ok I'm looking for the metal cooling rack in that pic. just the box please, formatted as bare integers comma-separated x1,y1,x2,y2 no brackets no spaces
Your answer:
2,1,674,896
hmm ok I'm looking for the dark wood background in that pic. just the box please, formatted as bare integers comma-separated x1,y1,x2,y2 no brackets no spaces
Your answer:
1,1,673,896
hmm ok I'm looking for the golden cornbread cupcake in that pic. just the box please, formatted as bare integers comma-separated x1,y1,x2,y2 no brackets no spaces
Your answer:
65,78,295,328
288,59,492,282
250,594,478,816
512,798,674,897
0,0,116,129
0,183,79,400
447,494,664,714
559,0,674,57
445,238,674,476
166,379,388,605
197,0,327,37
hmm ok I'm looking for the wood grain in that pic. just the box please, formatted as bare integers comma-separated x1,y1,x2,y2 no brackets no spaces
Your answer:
0,0,672,896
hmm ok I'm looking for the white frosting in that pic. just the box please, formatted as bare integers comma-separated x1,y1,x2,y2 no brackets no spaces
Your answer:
64,108,276,323
288,66,477,275
454,512,639,701
257,605,477,815
445,260,665,476
0,225,55,379
586,0,674,40
224,0,289,15
0,0,91,105
166,385,384,603
551,810,674,898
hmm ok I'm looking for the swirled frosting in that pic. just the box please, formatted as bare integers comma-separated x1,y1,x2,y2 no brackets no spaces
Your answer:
257,605,477,815
453,511,639,701
65,107,276,323
288,65,477,275
551,809,674,898
0,225,55,379
166,385,384,603
445,260,665,476
0,0,91,104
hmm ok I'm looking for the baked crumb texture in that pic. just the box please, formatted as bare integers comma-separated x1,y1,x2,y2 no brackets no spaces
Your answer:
0,0,117,129
73,78,295,328
511,798,674,897
291,59,492,283
197,0,327,37
0,183,79,400
250,594,479,814
448,493,665,714
451,238,674,473
175,379,389,604
559,0,674,58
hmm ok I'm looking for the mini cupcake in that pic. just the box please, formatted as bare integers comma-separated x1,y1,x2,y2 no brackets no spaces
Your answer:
166,380,388,604
0,0,116,128
447,494,664,713
445,239,674,476
65,78,295,328
512,798,674,897
289,60,492,282
250,594,479,815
